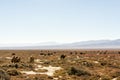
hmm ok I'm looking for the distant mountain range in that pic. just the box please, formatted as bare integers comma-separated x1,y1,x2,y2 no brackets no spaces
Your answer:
0,39,120,49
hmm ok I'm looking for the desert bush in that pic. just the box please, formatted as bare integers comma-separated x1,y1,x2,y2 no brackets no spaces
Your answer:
54,69,66,77
19,63,34,69
47,53,53,56
2,63,33,70
60,54,66,59
100,61,108,66
112,71,120,78
104,51,107,54
118,52,120,54
54,52,56,54
29,56,34,63
8,63,18,69
7,63,19,69
40,53,44,55
0,69,10,80
43,61,50,65
11,53,15,56
7,69,20,76
80,52,83,55
67,67,91,76
11,56,21,63
70,52,73,54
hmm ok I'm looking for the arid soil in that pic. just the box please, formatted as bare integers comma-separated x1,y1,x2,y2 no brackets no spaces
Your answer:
0,49,120,80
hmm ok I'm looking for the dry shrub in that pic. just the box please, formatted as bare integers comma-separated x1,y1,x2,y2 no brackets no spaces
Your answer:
112,71,120,78
29,56,35,63
7,69,21,76
67,67,91,76
0,69,10,80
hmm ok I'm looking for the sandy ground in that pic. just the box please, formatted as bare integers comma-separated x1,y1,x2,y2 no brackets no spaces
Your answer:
21,59,62,76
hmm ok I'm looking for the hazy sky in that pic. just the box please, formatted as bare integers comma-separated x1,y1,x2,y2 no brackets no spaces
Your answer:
0,0,120,43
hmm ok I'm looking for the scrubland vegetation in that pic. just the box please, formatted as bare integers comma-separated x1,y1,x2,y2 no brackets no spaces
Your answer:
0,49,120,80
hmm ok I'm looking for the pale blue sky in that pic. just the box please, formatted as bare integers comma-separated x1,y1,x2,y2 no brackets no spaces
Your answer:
0,0,120,43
